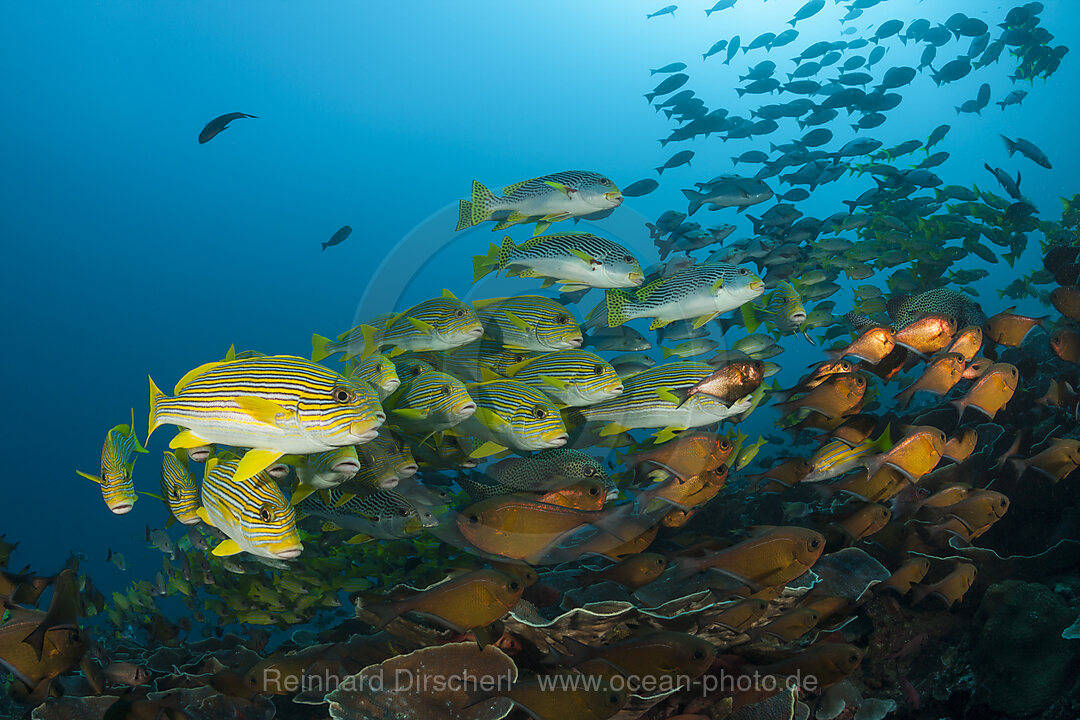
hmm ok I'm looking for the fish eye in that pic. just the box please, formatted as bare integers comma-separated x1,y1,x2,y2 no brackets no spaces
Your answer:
556,314,570,324
692,649,706,661
738,268,748,275
809,537,821,549
623,255,634,263
599,178,611,186
509,580,521,591
398,508,409,517
721,440,731,449
169,488,178,500
454,309,467,318
441,384,452,396
592,364,605,376
531,405,547,419
467,514,479,524
258,505,272,522
849,653,858,663
332,386,356,404
583,466,596,477
588,486,599,495
607,693,621,705
855,377,865,386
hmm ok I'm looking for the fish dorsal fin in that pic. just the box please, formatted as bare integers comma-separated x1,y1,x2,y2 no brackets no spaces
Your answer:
442,288,459,301
472,297,507,310
503,358,533,377
502,179,531,195
174,361,228,395
224,344,236,361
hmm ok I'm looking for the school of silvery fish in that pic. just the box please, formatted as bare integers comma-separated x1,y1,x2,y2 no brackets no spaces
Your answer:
4,1,1080,719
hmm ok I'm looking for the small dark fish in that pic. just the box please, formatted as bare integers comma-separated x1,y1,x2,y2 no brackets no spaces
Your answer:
705,0,736,16
997,90,1027,110
657,150,694,176
1001,136,1052,169
646,73,689,102
789,0,825,27
647,4,677,18
703,39,728,61
322,225,353,252
650,62,687,75
622,179,660,197
198,112,257,144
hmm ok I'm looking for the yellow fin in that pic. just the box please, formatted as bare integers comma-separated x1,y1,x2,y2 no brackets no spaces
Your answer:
169,430,211,450
234,396,292,426
442,288,459,300
290,484,317,506
648,317,673,330
174,361,227,395
599,422,631,437
569,248,598,264
391,408,428,421
543,180,574,197
233,449,284,483
406,316,436,335
196,507,215,527
539,375,568,391
503,311,530,332
212,539,243,557
334,493,356,508
469,441,507,459
473,407,509,431
656,388,681,405
321,521,342,532
654,427,685,444
76,470,102,485
691,313,718,330
345,534,374,545
224,344,236,361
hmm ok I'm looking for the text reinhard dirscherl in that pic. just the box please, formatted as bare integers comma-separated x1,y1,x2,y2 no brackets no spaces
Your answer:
261,667,821,696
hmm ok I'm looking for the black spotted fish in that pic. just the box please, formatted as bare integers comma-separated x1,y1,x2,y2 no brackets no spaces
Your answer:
472,232,644,290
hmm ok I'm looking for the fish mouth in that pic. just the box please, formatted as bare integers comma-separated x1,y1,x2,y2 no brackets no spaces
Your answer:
628,273,645,286
351,425,381,442
332,460,361,476
398,464,419,478
454,402,478,420
607,383,625,395
566,336,584,348
749,280,765,292
382,379,401,395
273,546,303,560
546,434,570,447
110,503,134,515
466,325,484,337
604,192,624,205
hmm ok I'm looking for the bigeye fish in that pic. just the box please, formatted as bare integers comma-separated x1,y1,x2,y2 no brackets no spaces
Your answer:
76,410,148,515
455,171,623,236
455,379,569,457
571,362,754,443
157,450,200,525
296,487,435,544
472,233,644,290
197,456,303,560
148,355,385,484
382,368,476,433
475,295,584,351
347,354,400,399
499,350,623,406
587,263,765,330
286,446,362,505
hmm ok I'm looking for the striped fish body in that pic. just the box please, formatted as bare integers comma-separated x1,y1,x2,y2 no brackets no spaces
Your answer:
159,450,200,525
77,415,147,515
456,379,569,453
294,446,361,491
435,339,541,382
348,354,400,399
456,172,623,233
383,369,476,433
764,282,807,329
148,356,385,459
503,349,623,406
350,432,418,489
588,263,764,330
473,232,643,289
803,438,877,483
476,295,583,351
379,294,484,354
574,362,753,431
199,457,302,560
298,487,434,540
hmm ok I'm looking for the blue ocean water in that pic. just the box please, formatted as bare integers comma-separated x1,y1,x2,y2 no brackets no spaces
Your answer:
1,1,1078,715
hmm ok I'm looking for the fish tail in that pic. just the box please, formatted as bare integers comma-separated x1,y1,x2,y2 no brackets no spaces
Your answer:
311,334,334,362
469,180,498,227
604,289,634,328
681,188,704,216
455,199,474,231
147,376,165,442
1000,135,1016,156
472,241,503,283
360,324,382,360
741,303,761,333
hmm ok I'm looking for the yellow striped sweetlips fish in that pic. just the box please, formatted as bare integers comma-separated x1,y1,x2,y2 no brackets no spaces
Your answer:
475,295,584,351
286,446,362,505
455,170,623,235
497,349,623,407
76,409,148,515
197,455,303,559
571,361,755,443
312,290,483,361
472,232,644,290
157,450,200,525
454,378,569,457
587,263,765,330
147,355,385,484
382,368,476,433
347,353,400,399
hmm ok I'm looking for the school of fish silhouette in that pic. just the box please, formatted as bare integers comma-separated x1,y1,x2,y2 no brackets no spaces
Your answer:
5,2,1080,719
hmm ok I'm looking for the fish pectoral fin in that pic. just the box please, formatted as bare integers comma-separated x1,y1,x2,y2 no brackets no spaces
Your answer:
196,507,215,528
234,396,293,426
558,283,589,292
391,408,429,421
473,407,509,430
321,521,343,532
169,430,212,449
334,493,356,507
503,311,531,332
233,449,284,483
290,484,317,506
655,388,682,405
691,312,719,330
406,316,436,335
469,441,507,459
599,422,631,437
540,375,569,391
569,248,601,266
654,427,686,444
211,539,243,557
648,317,674,330
345,534,374,545
543,181,575,198
76,470,102,485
